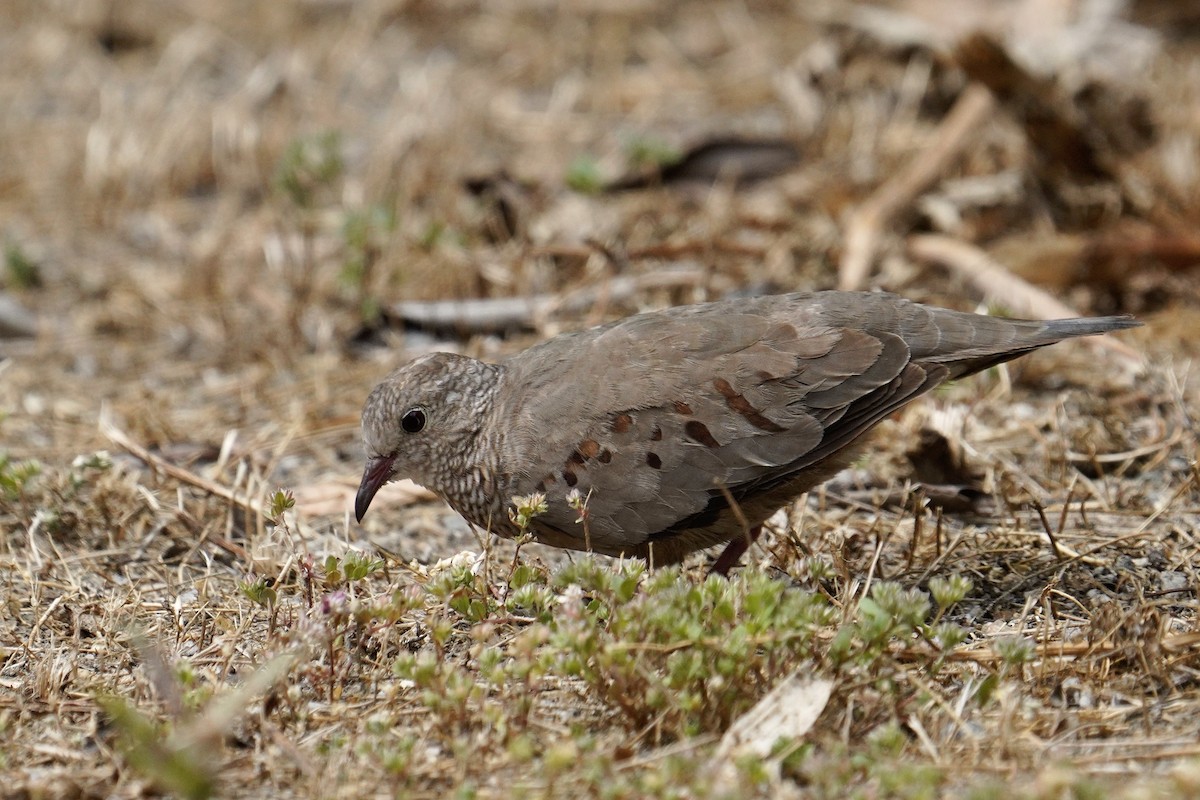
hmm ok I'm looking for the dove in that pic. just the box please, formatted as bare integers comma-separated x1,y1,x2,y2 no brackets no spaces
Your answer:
354,291,1138,573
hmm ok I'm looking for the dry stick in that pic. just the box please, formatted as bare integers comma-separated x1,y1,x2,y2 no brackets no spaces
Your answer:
908,233,1143,365
1056,477,1076,538
914,234,1079,317
904,489,924,574
1030,500,1064,561
530,238,770,263
100,409,254,562
838,83,995,291
389,267,706,334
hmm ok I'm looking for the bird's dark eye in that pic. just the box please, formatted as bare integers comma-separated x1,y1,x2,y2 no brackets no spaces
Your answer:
401,408,426,434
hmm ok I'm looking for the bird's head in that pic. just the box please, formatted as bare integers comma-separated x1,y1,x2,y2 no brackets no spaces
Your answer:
355,352,501,522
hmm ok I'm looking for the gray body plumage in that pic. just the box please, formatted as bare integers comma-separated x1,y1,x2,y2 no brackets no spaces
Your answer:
356,291,1138,565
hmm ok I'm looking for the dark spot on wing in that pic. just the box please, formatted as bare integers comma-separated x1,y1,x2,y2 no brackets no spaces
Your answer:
646,452,662,469
578,439,600,458
598,449,613,464
685,420,720,448
650,425,663,441
674,401,693,415
712,377,786,432
562,469,578,487
611,413,633,433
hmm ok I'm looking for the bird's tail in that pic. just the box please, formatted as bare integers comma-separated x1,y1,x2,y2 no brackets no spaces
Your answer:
936,314,1141,381
1035,315,1141,341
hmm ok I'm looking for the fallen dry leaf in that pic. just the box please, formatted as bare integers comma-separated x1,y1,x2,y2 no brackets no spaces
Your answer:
711,671,833,789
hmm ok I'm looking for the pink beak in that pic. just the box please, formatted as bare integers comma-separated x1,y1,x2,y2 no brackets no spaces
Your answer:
355,455,396,522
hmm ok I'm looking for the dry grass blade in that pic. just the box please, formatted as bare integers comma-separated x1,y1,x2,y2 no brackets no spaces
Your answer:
101,650,300,800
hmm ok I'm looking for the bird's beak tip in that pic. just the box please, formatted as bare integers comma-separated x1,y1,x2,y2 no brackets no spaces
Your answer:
354,454,396,523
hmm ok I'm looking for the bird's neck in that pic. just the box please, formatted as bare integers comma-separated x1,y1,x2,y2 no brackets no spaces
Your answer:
430,367,516,533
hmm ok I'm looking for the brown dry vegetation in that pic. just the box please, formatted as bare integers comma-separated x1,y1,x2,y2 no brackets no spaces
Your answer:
2,1,1200,798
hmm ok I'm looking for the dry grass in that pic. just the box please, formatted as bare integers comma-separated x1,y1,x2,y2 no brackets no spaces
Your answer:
2,1,1200,798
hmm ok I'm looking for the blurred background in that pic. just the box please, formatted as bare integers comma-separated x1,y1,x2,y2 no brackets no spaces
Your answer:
5,0,1198,549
